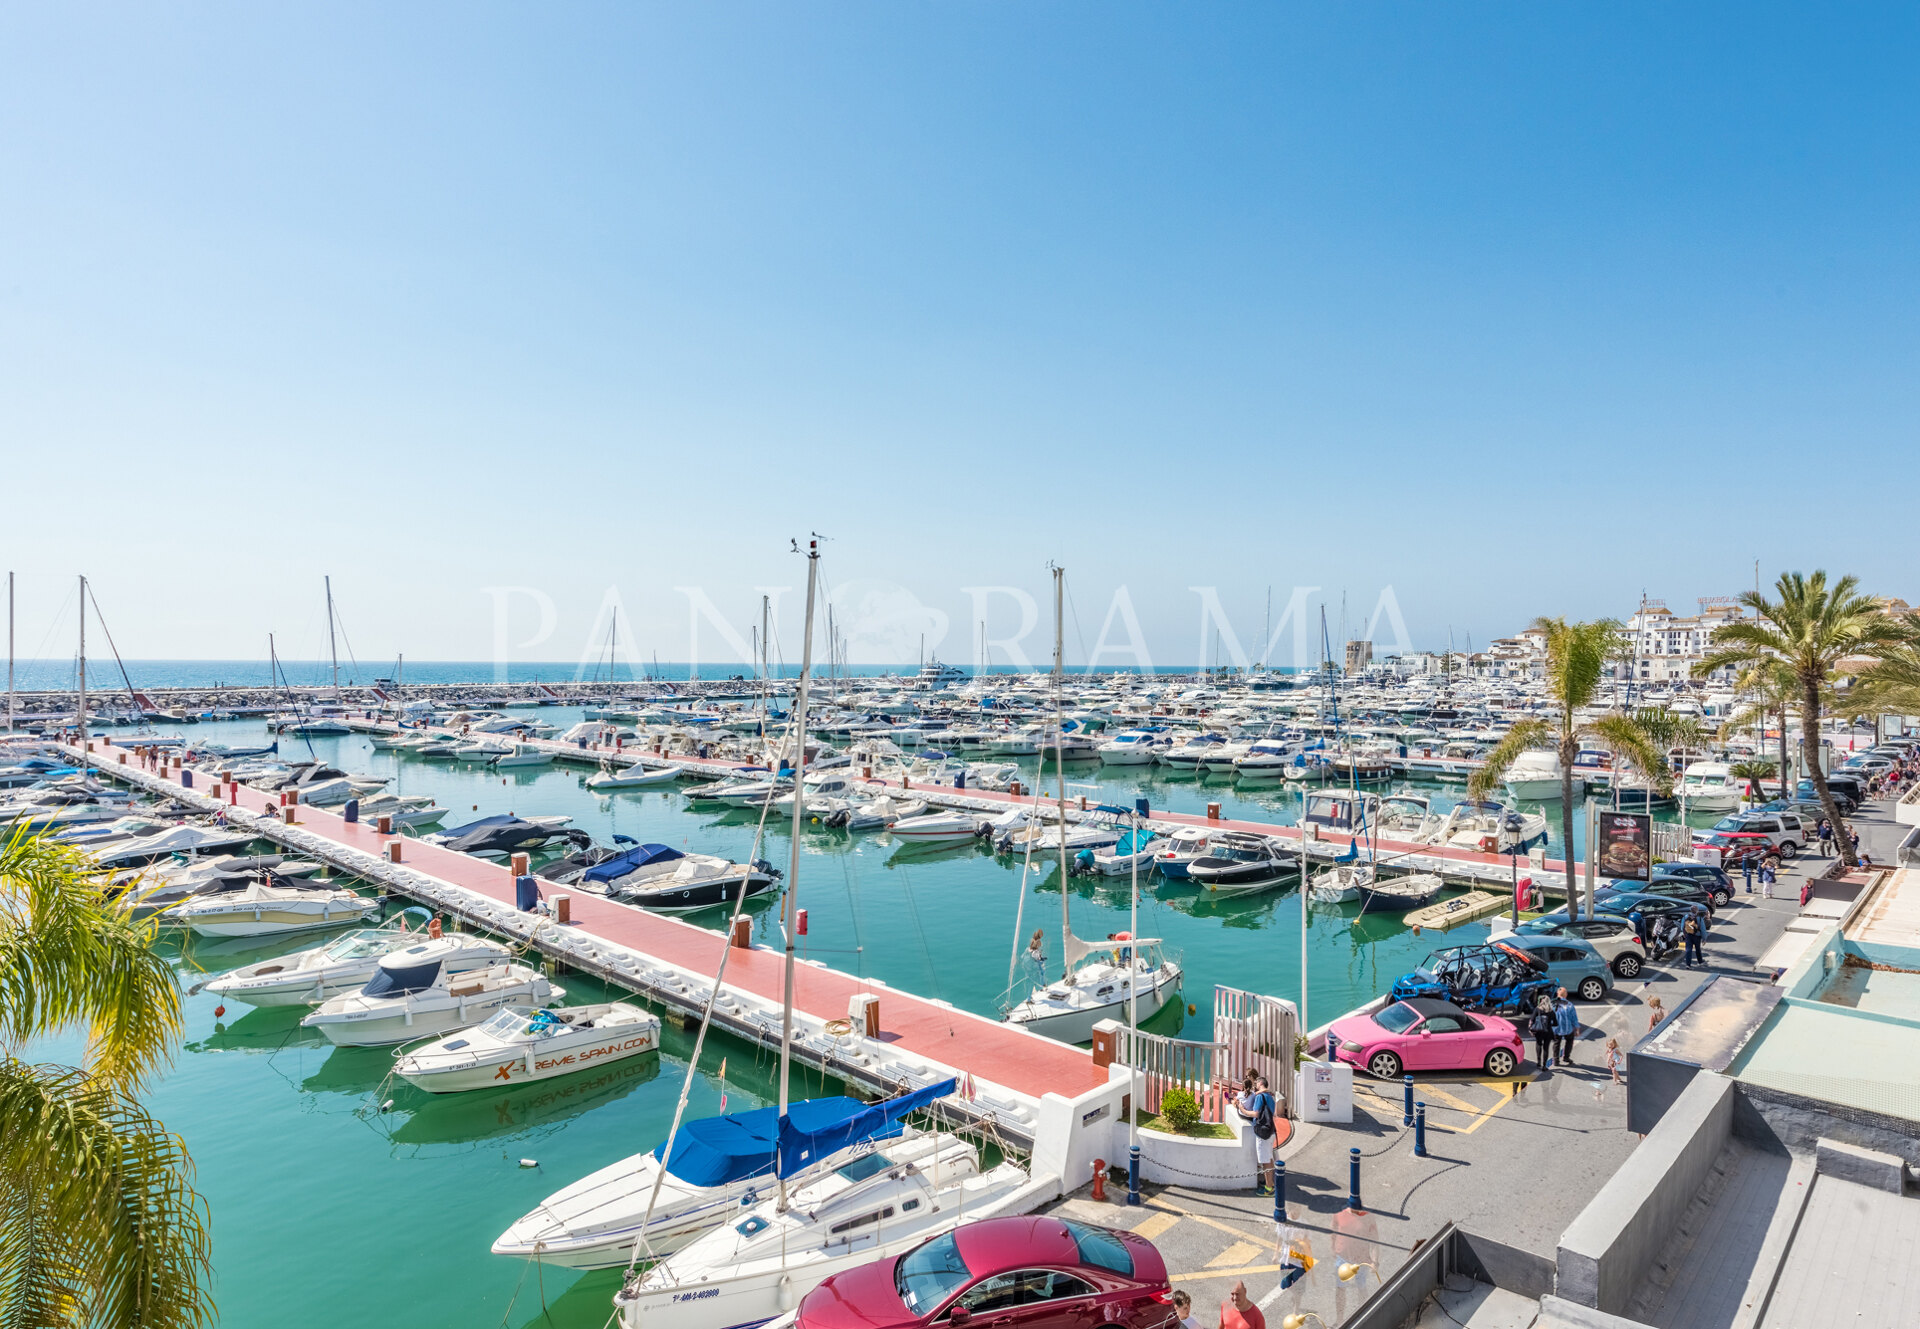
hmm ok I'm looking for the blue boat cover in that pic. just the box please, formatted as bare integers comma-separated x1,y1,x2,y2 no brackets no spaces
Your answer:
778,1078,957,1177
653,1088,940,1187
581,843,684,885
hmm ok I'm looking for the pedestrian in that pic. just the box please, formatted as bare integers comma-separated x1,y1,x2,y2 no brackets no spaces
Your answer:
1682,913,1704,967
1553,988,1579,1066
1233,1076,1277,1196
1849,829,1861,857
1818,819,1833,857
1646,996,1665,1032
1025,928,1047,984
1221,1280,1265,1329
1529,1000,1555,1069
1605,1038,1623,1084
1742,858,1754,893
1174,1291,1203,1329
1759,862,1776,900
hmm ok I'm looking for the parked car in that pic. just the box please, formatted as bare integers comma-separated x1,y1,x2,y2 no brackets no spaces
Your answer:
1330,997,1526,1080
1498,934,1614,1001
1689,829,1777,869
1647,863,1733,906
796,1217,1174,1329
1840,756,1896,777
1796,778,1861,812
1634,877,1720,914
1693,811,1805,858
1506,914,1648,978
1389,942,1556,1015
1758,798,1847,826
1539,892,1708,945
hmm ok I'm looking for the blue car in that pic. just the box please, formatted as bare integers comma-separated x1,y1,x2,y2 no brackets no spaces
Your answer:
1389,942,1556,1016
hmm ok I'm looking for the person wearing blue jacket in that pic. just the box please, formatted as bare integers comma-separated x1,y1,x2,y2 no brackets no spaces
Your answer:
1552,988,1580,1066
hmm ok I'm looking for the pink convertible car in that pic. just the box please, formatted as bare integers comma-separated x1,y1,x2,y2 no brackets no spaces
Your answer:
1329,997,1525,1080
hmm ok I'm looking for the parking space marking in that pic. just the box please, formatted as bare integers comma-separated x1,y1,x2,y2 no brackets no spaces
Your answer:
1148,1195,1272,1246
1207,1240,1265,1268
1132,1211,1180,1243
1184,1262,1287,1284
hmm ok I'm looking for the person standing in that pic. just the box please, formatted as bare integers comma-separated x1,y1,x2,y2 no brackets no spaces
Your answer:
1818,819,1833,857
1646,996,1665,1032
1025,928,1047,984
1529,1000,1555,1069
1553,988,1579,1066
1234,1075,1277,1196
1173,1291,1203,1329
1759,862,1776,900
1682,912,1704,966
1221,1280,1265,1329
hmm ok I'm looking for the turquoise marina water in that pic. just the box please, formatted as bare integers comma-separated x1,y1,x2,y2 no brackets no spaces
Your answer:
65,712,1715,1326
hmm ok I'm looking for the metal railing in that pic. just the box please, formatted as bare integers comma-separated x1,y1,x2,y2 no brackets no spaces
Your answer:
1114,1026,1229,1123
1214,985,1299,1117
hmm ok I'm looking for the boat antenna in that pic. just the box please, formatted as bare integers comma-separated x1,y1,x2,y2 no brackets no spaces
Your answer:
7,570,14,734
776,535,821,1213
1051,565,1072,965
76,574,87,776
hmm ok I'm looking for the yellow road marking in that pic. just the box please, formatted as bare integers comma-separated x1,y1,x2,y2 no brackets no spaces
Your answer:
1174,1263,1286,1282
1405,1082,1487,1118
1148,1196,1270,1245
1458,1082,1520,1135
1132,1211,1179,1242
1207,1241,1263,1268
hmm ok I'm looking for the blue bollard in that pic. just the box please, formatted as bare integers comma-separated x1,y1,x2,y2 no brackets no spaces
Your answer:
1273,1157,1286,1223
1403,1074,1415,1127
1128,1144,1141,1206
343,798,359,824
1347,1147,1363,1213
180,768,193,789
1415,1102,1429,1157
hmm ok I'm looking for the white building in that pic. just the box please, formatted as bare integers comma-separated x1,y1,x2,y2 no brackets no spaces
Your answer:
1622,597,1749,683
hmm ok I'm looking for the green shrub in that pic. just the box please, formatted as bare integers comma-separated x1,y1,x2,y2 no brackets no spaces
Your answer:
1159,1086,1201,1134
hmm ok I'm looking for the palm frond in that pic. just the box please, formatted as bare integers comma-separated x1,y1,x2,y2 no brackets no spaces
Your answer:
1584,714,1674,796
1467,719,1554,802
0,1058,213,1329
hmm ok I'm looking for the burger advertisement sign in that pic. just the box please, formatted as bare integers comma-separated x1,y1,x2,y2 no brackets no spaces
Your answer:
1598,811,1652,881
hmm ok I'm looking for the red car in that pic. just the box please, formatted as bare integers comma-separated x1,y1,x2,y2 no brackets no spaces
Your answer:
795,1216,1175,1329
1689,830,1776,868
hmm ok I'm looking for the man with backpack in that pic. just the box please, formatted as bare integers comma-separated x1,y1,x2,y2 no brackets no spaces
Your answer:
1529,1000,1556,1070
1682,913,1705,966
1234,1074,1277,1196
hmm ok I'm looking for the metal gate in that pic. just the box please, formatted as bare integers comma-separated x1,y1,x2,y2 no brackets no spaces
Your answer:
1213,985,1299,1118
1114,1027,1229,1123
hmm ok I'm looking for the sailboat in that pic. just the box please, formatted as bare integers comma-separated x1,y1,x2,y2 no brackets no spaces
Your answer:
611,540,1030,1329
1002,567,1181,1045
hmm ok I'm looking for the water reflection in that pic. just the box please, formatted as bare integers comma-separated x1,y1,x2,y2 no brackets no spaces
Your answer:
385,1051,661,1145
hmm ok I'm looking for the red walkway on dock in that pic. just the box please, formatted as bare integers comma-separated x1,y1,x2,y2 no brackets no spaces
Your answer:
97,741,1104,1103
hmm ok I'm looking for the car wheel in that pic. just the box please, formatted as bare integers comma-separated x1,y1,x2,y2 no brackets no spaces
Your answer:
1613,953,1643,979
1711,888,1730,907
1367,1050,1402,1079
1578,977,1607,1002
1780,840,1799,860
1484,1048,1517,1076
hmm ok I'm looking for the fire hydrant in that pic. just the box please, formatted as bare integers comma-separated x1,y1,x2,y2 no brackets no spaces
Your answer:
1090,1158,1108,1202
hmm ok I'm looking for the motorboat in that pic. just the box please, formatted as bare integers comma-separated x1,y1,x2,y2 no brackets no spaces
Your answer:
1375,794,1434,839
824,795,926,831
1301,790,1381,837
1503,750,1583,802
422,814,584,858
1676,761,1742,812
196,925,508,1007
1309,862,1373,904
63,817,256,868
987,725,1045,756
300,942,565,1047
1004,935,1182,1044
453,738,516,763
490,743,555,769
1157,733,1228,772
109,853,318,919
581,844,781,911
1185,832,1297,895
1,787,131,831
349,792,447,828
165,874,380,938
394,1003,660,1093
1232,739,1302,778
1414,800,1547,854
585,761,684,791
993,809,1117,855
1096,728,1169,765
1085,828,1159,876
493,1089,956,1269
1355,872,1450,912
887,809,989,845
1151,825,1214,880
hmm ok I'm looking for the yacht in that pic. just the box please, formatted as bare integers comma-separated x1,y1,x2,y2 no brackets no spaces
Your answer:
1004,935,1181,1044
1676,760,1742,812
1232,739,1302,778
1502,750,1583,802
1150,825,1214,880
348,792,447,828
1301,790,1382,838
585,761,684,791
300,942,564,1047
1185,832,1297,896
1156,733,1228,772
489,742,555,769
825,795,926,831
584,845,781,912
422,814,582,858
165,874,380,938
888,809,990,845
394,1003,660,1093
1087,828,1159,876
1096,728,1169,766
493,1088,955,1269
196,926,508,1007
1415,800,1548,853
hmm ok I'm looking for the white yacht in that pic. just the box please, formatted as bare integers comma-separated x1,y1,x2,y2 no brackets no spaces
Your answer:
1676,760,1742,812
585,761,684,791
394,1003,660,1093
1503,750,1583,802
165,877,379,938
1096,729,1169,765
888,809,989,844
196,927,508,1007
348,792,446,828
300,942,564,1047
1004,935,1180,1044
1150,825,1214,880
490,743,555,769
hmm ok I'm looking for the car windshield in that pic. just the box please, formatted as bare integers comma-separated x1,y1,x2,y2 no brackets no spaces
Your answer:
1374,1003,1421,1034
896,1234,972,1314
1711,816,1746,831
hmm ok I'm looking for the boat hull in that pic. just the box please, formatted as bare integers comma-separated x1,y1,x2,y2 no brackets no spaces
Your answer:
177,898,378,938
1006,965,1180,1044
396,1027,659,1094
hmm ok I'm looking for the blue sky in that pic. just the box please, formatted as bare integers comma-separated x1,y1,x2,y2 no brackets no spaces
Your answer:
3,4,1915,670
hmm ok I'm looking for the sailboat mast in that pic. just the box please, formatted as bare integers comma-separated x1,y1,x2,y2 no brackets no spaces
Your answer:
1052,567,1070,945
779,540,820,1121
76,574,87,773
325,575,341,698
6,571,13,734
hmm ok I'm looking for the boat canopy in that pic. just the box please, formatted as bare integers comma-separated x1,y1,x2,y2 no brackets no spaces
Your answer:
777,1078,957,1178
580,843,684,885
652,1085,947,1187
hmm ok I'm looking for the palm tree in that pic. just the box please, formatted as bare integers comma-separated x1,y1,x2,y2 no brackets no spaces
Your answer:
1697,572,1916,869
1846,640,1920,731
0,825,213,1328
1710,660,1798,799
1728,759,1779,803
1469,618,1670,919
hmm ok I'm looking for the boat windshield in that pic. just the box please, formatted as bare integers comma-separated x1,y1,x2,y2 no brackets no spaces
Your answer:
896,1232,973,1314
324,932,396,961
362,960,441,998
